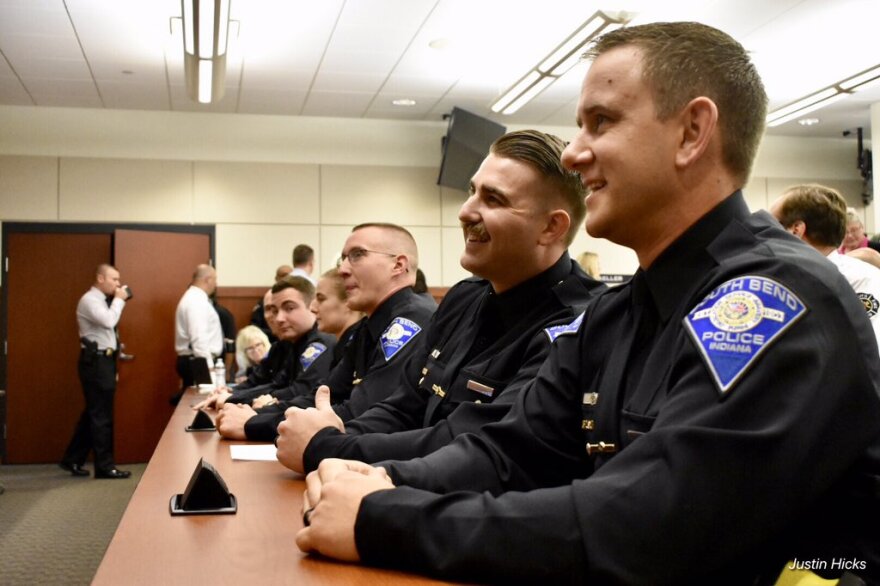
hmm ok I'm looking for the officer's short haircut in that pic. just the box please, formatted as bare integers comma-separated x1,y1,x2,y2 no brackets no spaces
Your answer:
271,275,316,306
350,222,419,272
777,184,847,248
489,129,586,246
587,21,767,185
96,263,116,277
192,263,215,282
292,244,314,266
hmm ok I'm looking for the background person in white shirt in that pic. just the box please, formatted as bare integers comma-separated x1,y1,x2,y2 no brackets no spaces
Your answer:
174,264,224,397
771,183,880,347
291,244,316,285
60,264,132,479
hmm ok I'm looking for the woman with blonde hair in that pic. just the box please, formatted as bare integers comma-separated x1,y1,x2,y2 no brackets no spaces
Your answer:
233,325,270,384
840,208,869,253
311,268,364,362
576,251,601,280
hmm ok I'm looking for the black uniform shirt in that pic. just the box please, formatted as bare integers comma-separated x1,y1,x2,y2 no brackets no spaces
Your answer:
233,339,293,391
242,287,435,441
301,252,606,472
331,322,360,368
356,192,880,585
227,324,335,405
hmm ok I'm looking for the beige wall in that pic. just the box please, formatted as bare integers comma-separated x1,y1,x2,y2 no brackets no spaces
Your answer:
0,105,868,286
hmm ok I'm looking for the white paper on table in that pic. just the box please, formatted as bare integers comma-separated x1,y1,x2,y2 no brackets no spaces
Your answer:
230,444,278,461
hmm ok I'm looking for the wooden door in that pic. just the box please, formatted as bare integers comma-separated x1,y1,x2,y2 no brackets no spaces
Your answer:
112,229,211,462
5,233,111,463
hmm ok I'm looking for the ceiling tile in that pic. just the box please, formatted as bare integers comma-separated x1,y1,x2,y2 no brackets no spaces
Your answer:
99,80,169,110
0,78,33,104
33,93,102,108
237,88,308,115
301,90,373,117
311,70,385,93
23,77,98,97
0,0,874,139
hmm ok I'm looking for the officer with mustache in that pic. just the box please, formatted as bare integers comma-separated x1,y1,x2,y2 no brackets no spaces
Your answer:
276,129,607,473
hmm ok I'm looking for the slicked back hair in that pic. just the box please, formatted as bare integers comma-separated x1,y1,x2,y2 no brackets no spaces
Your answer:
490,129,586,245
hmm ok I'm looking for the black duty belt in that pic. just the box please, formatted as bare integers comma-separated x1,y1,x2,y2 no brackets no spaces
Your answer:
81,346,117,358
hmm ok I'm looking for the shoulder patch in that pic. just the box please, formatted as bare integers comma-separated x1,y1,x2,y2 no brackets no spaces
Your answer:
857,292,879,318
684,276,807,395
299,342,327,371
381,317,422,361
544,312,584,343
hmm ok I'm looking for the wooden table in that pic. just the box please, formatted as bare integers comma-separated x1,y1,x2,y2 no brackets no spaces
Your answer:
93,390,456,585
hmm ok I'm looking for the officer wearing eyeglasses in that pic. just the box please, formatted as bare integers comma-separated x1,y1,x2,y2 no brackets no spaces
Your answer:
233,222,437,441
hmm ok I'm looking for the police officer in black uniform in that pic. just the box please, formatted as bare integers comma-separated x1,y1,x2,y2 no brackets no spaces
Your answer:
215,224,435,441
276,130,606,474
295,23,880,585
209,276,335,439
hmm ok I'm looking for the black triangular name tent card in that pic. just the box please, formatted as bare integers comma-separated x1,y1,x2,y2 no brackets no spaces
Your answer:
170,458,237,515
185,409,216,432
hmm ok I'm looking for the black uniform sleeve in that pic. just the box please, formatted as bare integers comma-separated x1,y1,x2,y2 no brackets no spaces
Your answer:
308,330,556,468
243,411,284,442
323,343,357,404
225,382,275,404
269,345,334,402
357,287,880,583
302,356,433,472
381,330,588,495
356,485,586,584
330,360,410,422
338,318,435,431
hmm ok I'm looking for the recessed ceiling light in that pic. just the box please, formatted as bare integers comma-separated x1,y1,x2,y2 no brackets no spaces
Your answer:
428,38,451,50
392,98,417,107
797,118,820,126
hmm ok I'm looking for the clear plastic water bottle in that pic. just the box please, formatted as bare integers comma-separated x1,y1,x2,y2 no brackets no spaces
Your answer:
214,358,226,389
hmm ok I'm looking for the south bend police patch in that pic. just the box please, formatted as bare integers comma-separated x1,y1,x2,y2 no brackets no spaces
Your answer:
299,342,327,370
545,312,584,343
381,317,422,361
684,275,807,395
858,292,879,318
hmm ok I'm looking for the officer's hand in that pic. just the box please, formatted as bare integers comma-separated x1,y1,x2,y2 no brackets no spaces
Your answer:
304,458,389,511
213,390,233,409
252,394,277,409
192,390,230,411
113,286,129,300
296,469,394,561
216,403,256,440
276,386,344,473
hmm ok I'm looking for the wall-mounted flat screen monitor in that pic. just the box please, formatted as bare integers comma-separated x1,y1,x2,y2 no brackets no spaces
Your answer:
437,107,506,192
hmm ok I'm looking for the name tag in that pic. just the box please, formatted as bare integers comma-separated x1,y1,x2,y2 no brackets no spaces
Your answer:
466,379,494,397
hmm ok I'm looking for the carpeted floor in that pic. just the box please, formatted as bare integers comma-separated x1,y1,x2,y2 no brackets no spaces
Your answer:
0,463,146,586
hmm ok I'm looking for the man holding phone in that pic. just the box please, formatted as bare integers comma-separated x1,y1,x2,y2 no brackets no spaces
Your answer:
60,264,132,479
